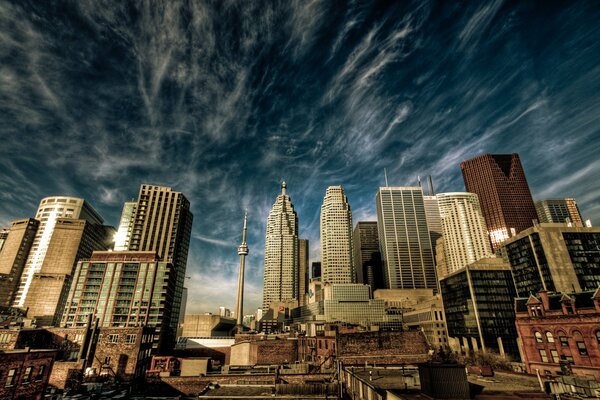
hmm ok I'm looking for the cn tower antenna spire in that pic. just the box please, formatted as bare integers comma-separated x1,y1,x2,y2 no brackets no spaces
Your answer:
235,210,249,332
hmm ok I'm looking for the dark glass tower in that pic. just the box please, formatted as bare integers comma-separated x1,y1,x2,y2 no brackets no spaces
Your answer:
352,222,383,290
461,153,537,251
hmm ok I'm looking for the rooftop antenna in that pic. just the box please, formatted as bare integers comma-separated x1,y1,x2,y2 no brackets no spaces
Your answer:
384,168,389,187
417,175,422,188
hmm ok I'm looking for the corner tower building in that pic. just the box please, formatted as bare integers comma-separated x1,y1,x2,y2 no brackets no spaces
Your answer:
320,186,354,284
263,182,299,311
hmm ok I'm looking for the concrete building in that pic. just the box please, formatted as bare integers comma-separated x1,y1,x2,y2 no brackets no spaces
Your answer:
435,236,448,280
0,228,8,251
402,295,448,349
437,192,493,275
440,258,519,360
181,314,235,337
61,251,177,352
23,219,114,326
298,239,309,305
423,194,443,262
501,223,600,297
263,182,299,311
375,186,436,291
0,349,56,400
535,198,584,225
320,186,354,284
515,289,600,380
0,219,39,307
461,153,538,250
114,184,193,346
352,221,383,290
13,197,104,307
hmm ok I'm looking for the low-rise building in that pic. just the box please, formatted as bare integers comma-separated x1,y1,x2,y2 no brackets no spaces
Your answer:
402,295,448,349
0,348,56,400
515,289,600,380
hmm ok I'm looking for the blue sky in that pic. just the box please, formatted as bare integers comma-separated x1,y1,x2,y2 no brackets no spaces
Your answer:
1,1,599,315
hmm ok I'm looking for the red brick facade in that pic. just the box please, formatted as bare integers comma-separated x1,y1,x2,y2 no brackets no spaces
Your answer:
515,290,600,380
0,349,56,400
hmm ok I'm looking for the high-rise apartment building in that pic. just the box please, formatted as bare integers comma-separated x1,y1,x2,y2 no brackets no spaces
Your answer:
23,219,114,326
375,187,437,291
61,251,176,351
500,223,600,297
298,239,309,306
535,198,584,225
352,222,383,290
13,197,104,307
263,182,299,310
114,184,193,343
461,153,537,250
0,219,39,307
320,186,354,284
436,192,493,275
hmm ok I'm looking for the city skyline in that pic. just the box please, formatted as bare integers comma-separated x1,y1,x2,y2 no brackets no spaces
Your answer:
1,1,599,314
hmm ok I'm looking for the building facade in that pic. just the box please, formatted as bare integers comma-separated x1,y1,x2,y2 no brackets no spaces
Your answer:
440,257,519,359
61,251,176,351
461,153,538,250
0,349,56,400
13,197,104,307
423,195,443,262
375,186,436,291
114,184,193,346
263,182,299,310
352,222,383,290
0,219,39,307
320,186,354,284
436,192,493,275
298,239,309,306
402,295,449,349
535,198,584,225
515,290,600,380
501,223,600,297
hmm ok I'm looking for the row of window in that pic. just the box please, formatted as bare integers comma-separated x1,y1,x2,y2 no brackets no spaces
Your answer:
3,365,46,387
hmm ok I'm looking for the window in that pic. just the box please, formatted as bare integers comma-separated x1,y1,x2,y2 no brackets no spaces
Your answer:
559,334,569,347
545,332,554,343
535,331,543,343
23,366,32,383
126,334,137,344
107,334,119,343
596,331,600,344
576,341,588,356
0,333,11,344
550,350,559,363
36,365,45,381
539,349,548,363
6,369,16,386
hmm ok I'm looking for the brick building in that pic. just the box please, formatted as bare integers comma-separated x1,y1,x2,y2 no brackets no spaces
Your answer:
515,289,600,380
0,348,56,400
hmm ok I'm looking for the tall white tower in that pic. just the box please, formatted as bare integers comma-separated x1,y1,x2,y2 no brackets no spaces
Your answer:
262,182,299,311
320,186,355,284
437,192,493,275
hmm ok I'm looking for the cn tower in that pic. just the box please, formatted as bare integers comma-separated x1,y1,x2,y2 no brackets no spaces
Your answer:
235,211,249,331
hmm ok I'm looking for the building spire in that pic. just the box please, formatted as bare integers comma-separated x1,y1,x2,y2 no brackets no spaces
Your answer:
281,181,287,196
235,210,249,332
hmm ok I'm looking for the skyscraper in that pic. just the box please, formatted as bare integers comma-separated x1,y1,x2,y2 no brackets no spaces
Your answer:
436,192,493,275
320,186,354,284
13,197,104,307
535,198,584,225
114,184,193,343
298,239,309,306
263,182,299,310
423,195,442,260
352,221,383,290
461,153,537,250
0,219,39,307
375,186,437,291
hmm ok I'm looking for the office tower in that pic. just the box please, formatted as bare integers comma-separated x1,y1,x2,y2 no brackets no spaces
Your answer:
23,219,114,326
320,186,354,284
116,184,193,344
298,239,309,306
500,223,600,297
311,262,321,279
263,182,299,310
219,307,232,318
434,237,448,280
235,213,249,330
0,219,39,307
535,198,584,225
423,195,443,259
13,197,104,307
440,258,519,359
461,153,537,250
437,192,493,275
352,222,383,290
375,186,437,291
61,251,176,351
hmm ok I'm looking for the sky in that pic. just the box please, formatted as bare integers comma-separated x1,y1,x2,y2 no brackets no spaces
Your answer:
1,1,599,316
